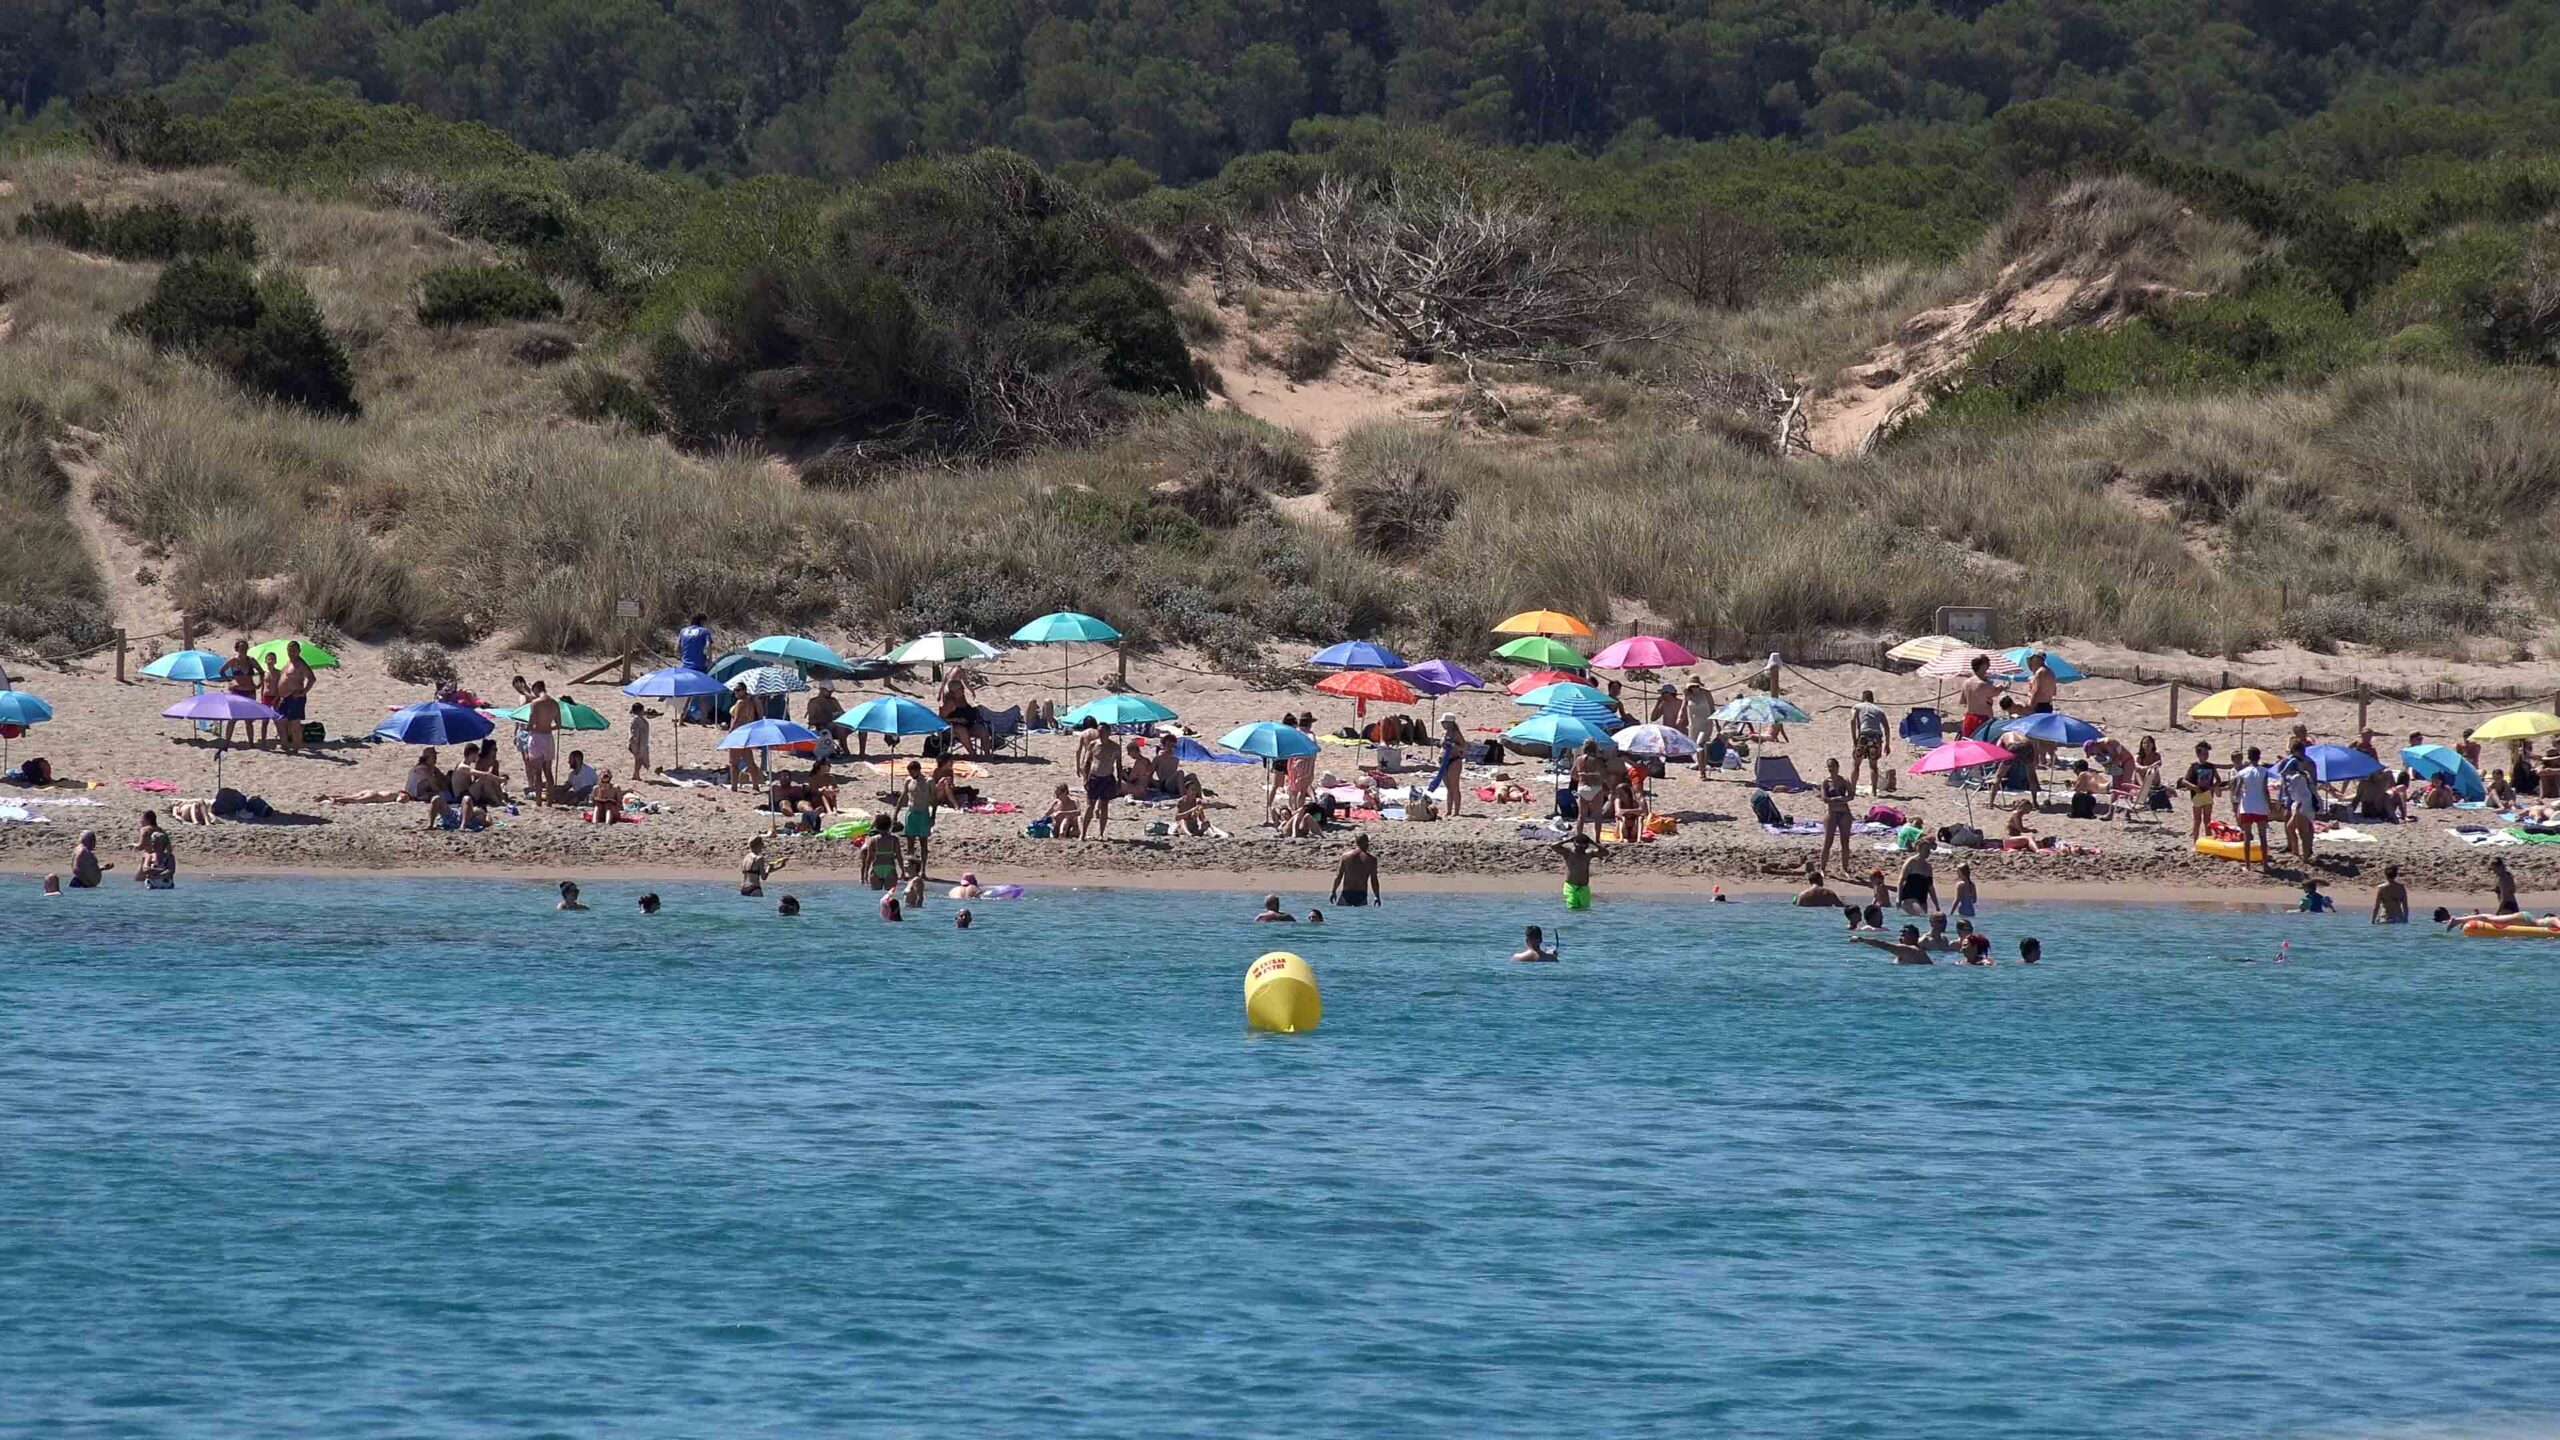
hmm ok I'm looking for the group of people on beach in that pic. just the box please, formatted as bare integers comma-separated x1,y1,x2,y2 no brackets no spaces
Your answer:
36,813,176,893
216,638,320,752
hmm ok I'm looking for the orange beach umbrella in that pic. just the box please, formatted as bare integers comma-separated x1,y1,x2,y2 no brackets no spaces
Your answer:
1317,669,1419,719
1492,609,1595,639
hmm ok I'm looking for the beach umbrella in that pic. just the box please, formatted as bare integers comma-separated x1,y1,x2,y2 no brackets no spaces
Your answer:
1393,660,1484,696
1908,735,2011,822
1314,670,1417,720
248,638,339,670
1505,713,1616,753
1886,634,1964,665
2005,711,2104,746
1220,721,1319,760
2303,744,2384,783
2004,648,2086,682
160,692,278,790
1614,723,1698,759
493,699,610,732
1494,635,1589,669
1012,611,1122,645
1590,635,1699,671
1173,734,1259,765
745,635,849,672
1918,646,2026,680
0,689,52,770
624,665,728,771
141,650,231,684
2190,687,2297,721
2402,744,2486,801
1714,695,1810,726
375,701,495,746
1504,667,1585,697
1513,680,1612,709
2471,710,2560,744
731,665,810,697
887,631,1000,666
1309,640,1406,670
1493,609,1595,639
1061,694,1178,728
718,718,822,751
842,696,949,738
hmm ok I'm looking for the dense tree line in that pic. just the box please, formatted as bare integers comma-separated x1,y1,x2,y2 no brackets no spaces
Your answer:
12,0,2560,187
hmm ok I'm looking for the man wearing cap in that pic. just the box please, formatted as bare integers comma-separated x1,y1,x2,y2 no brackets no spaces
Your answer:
1648,683,1684,730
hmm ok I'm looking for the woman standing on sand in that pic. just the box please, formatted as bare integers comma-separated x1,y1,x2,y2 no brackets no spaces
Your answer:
1434,716,1464,818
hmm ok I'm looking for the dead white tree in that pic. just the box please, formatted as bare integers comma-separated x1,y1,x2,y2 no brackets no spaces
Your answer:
1266,173,1643,364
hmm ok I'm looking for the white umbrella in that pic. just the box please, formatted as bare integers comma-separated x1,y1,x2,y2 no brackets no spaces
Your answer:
1613,723,1698,759
889,632,1000,665
1918,646,2026,680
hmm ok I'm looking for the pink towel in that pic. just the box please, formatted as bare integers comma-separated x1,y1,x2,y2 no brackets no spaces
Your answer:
124,779,178,793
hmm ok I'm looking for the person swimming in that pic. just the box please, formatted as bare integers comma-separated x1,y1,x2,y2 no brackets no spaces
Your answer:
955,908,973,930
1958,933,1993,966
556,881,588,912
1307,908,1325,924
637,893,661,915
1511,925,1560,962
1851,924,1935,965
1254,895,1295,923
778,895,800,917
879,892,903,922
2018,937,2041,965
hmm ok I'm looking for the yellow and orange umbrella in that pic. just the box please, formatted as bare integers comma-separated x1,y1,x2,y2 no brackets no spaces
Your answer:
1492,609,1595,639
2188,687,2298,721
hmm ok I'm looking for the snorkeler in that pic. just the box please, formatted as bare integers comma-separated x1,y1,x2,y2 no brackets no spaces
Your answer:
1511,925,1560,963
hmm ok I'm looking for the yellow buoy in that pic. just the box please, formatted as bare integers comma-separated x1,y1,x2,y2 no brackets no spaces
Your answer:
1245,951,1321,1033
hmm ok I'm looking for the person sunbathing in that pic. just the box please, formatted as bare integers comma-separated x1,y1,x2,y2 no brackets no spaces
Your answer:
588,768,626,823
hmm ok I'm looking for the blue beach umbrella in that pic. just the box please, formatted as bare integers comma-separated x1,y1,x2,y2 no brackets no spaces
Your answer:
1713,695,1810,726
842,697,948,738
718,718,821,751
2006,711,2104,746
373,701,495,746
1012,612,1122,645
2304,743,2384,783
1310,640,1406,670
2005,648,2086,682
1062,694,1178,727
2402,744,2485,801
1506,713,1617,752
623,665,729,770
0,689,51,769
1514,681,1613,710
745,635,850,672
1174,735,1258,765
141,650,231,684
1220,721,1319,760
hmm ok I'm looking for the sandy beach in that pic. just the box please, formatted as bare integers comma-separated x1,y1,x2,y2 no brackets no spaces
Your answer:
9,636,2560,913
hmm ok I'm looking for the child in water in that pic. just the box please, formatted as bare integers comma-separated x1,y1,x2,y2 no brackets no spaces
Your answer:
1511,925,1559,962
1953,864,1977,917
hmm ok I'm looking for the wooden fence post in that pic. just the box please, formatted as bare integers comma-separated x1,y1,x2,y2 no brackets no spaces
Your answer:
2355,680,2368,737
113,628,127,683
180,615,195,654
2168,681,2180,731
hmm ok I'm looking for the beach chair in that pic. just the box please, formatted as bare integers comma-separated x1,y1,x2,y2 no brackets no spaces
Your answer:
2102,771,2157,823
1752,754,1811,793
980,705,1025,757
1899,707,1945,750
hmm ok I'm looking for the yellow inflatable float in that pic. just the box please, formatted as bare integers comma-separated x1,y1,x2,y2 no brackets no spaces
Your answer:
2460,920,2560,938
1245,951,1321,1033
2195,836,2265,863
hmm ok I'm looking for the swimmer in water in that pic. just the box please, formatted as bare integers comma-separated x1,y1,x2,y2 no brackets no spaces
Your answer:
1958,933,1993,966
1850,924,1935,965
952,872,983,899
1841,904,1863,932
2018,937,2041,965
637,892,660,915
2370,865,2408,924
1511,925,1560,962
2296,878,2334,913
41,873,62,895
1307,908,1324,924
1920,913,1957,952
778,894,800,917
879,892,903,922
955,908,973,930
1862,904,1885,931
1952,863,1977,918
556,881,588,912
1254,895,1295,923
2440,908,2555,931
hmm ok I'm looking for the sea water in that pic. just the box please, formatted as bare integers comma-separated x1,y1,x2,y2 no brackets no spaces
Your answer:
2,878,2557,1438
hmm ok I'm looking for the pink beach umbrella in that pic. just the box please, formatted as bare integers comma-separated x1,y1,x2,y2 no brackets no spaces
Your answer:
1908,736,2012,824
1917,646,2026,680
1589,635,1699,671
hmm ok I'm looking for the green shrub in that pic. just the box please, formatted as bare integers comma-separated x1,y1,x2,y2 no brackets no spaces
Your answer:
0,393,109,658
385,641,461,688
15,199,259,262
447,174,607,285
417,264,563,325
1331,422,1464,555
562,364,662,432
118,259,359,416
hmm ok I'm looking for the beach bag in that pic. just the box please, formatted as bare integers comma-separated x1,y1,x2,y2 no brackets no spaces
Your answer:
1864,803,1906,827
2147,783,2173,811
12,756,49,785
1024,817,1054,839
1644,814,1678,838
212,786,250,816
1749,789,1787,827
2069,791,2098,820
301,721,327,744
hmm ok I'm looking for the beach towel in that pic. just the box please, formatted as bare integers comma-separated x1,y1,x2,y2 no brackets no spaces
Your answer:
965,801,1020,815
0,803,48,824
2507,828,2560,845
1761,820,1824,836
22,796,102,807
124,779,178,793
2452,829,2522,847
2320,826,2381,844
1516,821,1568,841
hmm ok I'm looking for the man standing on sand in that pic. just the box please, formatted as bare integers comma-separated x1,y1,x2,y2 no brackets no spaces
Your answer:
679,614,713,673
1331,833,1382,908
1550,832,1601,911
1959,654,2000,739
2233,747,2273,869
526,681,562,805
2026,652,2059,714
276,641,316,752
1075,718,1122,840
1848,689,1890,796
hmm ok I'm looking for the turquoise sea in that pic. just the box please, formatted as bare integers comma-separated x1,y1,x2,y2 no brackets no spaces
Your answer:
3,877,2557,1437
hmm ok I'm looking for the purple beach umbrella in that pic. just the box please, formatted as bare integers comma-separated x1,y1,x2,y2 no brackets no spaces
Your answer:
1392,659,1485,696
161,692,281,791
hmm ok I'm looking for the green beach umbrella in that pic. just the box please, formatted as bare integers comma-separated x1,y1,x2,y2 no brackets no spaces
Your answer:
249,637,340,669
1494,635,1588,670
494,699,611,731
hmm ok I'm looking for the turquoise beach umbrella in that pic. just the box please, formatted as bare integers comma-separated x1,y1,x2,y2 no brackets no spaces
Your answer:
1506,713,1616,751
1011,611,1122,644
1062,694,1178,727
843,696,949,737
0,690,54,726
1713,695,1809,726
718,718,821,750
745,634,849,671
2005,647,2086,682
1220,721,1318,760
1513,681,1613,709
141,650,230,684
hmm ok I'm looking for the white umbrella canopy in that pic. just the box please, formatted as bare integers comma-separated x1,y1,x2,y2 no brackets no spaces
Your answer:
1918,646,2027,680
